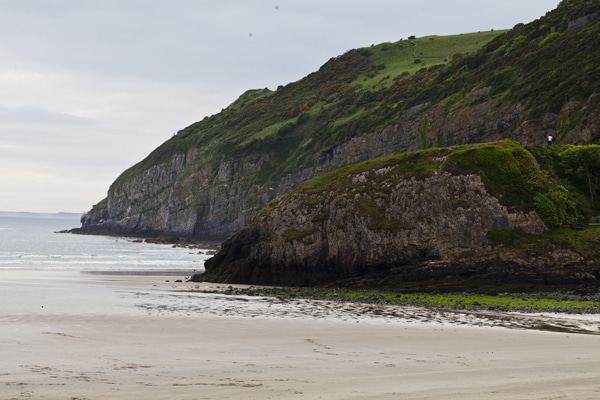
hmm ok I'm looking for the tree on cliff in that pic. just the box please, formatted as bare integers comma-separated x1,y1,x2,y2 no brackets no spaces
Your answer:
559,144,600,209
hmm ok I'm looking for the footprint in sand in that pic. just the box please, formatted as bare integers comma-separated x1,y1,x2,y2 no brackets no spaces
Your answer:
304,338,338,355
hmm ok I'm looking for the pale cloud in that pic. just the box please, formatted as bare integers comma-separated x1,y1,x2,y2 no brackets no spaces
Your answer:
0,0,560,213
0,105,90,125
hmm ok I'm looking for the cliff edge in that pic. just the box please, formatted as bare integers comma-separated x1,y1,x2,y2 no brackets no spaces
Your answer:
201,141,600,292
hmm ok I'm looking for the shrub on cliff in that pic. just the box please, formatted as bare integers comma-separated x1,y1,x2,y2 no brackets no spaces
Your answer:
559,144,600,209
441,141,545,209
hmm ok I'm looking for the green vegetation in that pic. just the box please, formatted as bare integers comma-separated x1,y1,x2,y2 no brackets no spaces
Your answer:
486,226,600,262
283,228,316,243
296,147,452,195
539,31,561,47
529,144,600,223
558,144,600,208
284,141,597,230
110,0,600,197
442,141,600,227
534,192,563,228
356,31,501,90
111,30,506,187
441,141,545,209
214,286,600,313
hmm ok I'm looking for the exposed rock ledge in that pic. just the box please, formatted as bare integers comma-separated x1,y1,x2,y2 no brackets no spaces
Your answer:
200,171,599,293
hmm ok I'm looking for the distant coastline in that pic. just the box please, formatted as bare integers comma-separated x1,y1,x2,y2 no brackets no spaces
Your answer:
0,211,82,220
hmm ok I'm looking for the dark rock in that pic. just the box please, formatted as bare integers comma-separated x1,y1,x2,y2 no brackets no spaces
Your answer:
201,164,598,293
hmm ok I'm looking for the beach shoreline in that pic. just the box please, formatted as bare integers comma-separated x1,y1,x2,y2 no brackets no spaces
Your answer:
2,270,600,399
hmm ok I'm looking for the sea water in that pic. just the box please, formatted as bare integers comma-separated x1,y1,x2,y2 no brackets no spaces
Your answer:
0,215,209,273
0,214,211,316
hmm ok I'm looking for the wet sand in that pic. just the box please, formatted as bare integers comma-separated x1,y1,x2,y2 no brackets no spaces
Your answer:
1,271,600,399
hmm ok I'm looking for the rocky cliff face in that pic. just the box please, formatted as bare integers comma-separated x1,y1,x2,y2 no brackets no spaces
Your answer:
80,148,271,239
202,170,547,285
201,159,600,292
79,89,593,239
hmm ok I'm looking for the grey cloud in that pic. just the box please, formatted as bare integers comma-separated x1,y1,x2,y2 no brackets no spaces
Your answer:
0,1,559,87
0,105,92,125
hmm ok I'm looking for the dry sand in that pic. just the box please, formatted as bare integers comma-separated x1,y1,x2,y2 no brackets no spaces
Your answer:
1,271,600,399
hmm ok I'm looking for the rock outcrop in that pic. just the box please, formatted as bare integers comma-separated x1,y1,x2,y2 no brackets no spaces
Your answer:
202,172,541,285
201,142,600,292
80,149,268,239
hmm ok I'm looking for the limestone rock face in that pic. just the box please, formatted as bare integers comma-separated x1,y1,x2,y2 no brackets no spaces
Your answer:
202,172,550,286
80,149,271,239
79,93,586,239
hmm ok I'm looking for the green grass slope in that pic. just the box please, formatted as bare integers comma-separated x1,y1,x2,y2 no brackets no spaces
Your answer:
275,140,598,230
115,1,600,193
113,30,503,186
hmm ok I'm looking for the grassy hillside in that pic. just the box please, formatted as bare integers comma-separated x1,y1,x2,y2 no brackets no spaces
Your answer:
278,140,598,228
114,30,503,185
348,31,502,90
115,1,600,193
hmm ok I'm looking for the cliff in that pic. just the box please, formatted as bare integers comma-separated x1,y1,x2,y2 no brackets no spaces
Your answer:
79,0,600,241
201,141,600,292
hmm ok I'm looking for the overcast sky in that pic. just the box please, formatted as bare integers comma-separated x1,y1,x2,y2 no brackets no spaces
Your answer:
0,0,560,214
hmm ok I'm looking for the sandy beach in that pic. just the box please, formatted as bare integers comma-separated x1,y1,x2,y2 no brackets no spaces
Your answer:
2,271,600,399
